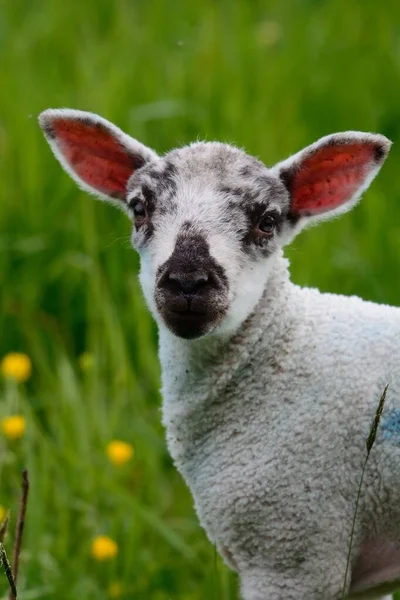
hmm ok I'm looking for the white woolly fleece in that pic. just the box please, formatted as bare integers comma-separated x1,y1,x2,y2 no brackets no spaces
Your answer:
159,255,400,600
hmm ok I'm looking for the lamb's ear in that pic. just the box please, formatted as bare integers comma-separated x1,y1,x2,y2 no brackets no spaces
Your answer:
275,132,391,227
39,109,158,206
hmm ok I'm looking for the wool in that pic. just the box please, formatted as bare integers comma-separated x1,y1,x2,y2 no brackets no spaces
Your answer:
160,252,400,599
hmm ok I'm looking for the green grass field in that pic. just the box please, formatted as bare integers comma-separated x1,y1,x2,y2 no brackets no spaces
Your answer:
1,1,400,598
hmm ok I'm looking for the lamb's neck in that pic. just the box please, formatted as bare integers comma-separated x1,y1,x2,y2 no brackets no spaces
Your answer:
158,253,295,400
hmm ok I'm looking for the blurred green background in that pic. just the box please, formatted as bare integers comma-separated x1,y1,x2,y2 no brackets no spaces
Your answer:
1,1,400,598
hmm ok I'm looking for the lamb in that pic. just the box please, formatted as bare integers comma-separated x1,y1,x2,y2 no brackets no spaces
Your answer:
38,108,400,600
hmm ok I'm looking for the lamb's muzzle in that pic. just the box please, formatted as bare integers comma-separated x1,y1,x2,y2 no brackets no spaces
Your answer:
155,227,229,338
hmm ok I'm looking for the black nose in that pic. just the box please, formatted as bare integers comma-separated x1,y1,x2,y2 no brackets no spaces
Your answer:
168,272,209,295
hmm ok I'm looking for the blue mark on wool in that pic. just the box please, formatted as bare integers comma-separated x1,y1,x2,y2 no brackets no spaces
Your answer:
380,409,400,442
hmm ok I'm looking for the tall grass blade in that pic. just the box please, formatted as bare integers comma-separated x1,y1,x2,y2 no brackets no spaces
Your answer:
341,385,389,599
0,513,10,544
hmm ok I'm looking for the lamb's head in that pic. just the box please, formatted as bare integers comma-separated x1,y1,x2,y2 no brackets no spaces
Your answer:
39,109,391,339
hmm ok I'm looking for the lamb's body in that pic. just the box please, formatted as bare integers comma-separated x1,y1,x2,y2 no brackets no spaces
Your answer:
161,254,400,599
38,109,398,599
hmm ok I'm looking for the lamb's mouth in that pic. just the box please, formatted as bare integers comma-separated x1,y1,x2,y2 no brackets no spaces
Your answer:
161,306,226,339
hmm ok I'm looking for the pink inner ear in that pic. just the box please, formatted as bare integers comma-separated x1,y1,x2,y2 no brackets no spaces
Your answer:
51,119,138,198
291,143,378,216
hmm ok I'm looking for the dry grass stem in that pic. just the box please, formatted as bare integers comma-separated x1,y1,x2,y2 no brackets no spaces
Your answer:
8,469,29,600
0,542,17,598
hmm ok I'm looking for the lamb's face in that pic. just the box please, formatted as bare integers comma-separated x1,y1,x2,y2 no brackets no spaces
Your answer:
39,109,391,341
127,144,291,339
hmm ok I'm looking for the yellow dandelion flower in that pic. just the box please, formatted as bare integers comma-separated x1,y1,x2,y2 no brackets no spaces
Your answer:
91,535,118,561
108,582,123,598
1,353,32,383
0,505,7,524
106,440,134,467
1,415,26,440
78,351,94,372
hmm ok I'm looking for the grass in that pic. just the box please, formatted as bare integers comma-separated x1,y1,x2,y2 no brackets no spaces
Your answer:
1,0,400,598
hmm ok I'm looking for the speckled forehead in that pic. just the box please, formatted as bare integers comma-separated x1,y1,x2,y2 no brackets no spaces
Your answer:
167,142,265,174
127,158,177,205
165,143,281,196
127,141,288,214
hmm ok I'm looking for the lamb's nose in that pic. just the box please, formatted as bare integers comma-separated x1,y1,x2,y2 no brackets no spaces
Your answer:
168,272,209,295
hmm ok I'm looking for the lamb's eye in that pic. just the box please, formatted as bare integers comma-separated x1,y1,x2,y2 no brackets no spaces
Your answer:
132,200,147,227
133,201,146,218
258,215,276,235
